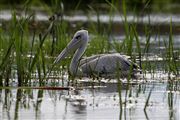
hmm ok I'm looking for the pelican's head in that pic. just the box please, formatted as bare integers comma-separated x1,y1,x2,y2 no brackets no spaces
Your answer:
54,30,89,64
73,30,88,43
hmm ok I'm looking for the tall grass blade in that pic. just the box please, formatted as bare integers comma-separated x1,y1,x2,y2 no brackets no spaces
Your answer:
28,22,54,73
144,85,154,110
132,25,142,70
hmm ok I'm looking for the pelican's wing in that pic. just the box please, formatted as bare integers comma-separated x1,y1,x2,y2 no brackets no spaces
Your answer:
79,53,140,78
79,54,105,66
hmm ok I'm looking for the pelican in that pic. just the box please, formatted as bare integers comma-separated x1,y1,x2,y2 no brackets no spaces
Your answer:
54,30,140,78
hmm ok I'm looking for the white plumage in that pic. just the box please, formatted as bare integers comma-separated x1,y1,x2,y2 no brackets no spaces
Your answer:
54,30,140,78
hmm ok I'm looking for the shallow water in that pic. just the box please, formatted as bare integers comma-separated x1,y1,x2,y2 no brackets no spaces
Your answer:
1,9,180,24
0,73,180,120
1,9,180,35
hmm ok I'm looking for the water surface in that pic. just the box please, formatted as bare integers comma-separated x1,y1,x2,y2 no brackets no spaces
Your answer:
0,75,180,120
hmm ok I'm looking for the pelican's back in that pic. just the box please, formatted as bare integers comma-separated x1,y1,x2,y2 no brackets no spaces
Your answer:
80,53,139,78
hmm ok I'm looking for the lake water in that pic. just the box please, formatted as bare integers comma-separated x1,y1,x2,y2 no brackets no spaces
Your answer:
0,72,180,120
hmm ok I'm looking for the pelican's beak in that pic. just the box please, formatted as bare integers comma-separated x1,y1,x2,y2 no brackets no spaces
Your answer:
54,37,81,64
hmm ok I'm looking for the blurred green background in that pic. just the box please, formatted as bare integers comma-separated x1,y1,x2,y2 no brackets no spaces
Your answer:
1,0,180,13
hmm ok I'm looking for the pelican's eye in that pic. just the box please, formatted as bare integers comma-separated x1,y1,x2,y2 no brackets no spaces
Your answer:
75,35,81,40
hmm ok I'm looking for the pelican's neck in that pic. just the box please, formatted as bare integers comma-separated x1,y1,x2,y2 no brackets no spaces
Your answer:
69,42,87,76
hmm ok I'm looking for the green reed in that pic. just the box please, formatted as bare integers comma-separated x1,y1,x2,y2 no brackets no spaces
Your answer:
0,4,54,86
0,11,28,86
144,85,154,110
167,19,178,76
0,35,14,86
12,12,28,86
85,35,109,56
